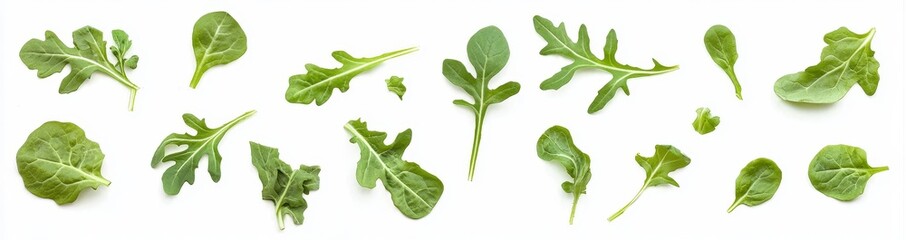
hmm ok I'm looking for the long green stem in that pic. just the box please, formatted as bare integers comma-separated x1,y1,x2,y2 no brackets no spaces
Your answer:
569,194,579,224
224,110,257,129
467,109,487,181
608,182,648,221
726,66,742,100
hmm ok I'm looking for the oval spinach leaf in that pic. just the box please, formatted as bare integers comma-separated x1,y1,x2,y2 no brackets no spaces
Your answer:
728,158,781,213
536,126,591,224
190,11,247,89
250,142,320,230
809,144,887,201
704,25,742,100
692,107,720,135
17,121,110,205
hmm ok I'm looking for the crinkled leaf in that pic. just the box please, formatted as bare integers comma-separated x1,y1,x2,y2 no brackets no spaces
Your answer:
537,126,591,224
692,107,720,135
385,76,406,100
16,121,110,205
250,142,320,230
728,158,782,213
609,145,690,221
344,119,443,219
151,110,256,195
704,25,742,99
808,144,887,201
190,11,247,89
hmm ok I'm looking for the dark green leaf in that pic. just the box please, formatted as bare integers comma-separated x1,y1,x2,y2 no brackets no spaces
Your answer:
250,142,320,230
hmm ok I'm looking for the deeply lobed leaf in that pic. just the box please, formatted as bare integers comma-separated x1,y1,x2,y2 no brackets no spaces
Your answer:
250,142,320,230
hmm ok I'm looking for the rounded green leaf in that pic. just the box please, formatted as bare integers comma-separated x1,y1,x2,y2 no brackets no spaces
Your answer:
728,158,781,213
191,11,248,88
808,144,888,201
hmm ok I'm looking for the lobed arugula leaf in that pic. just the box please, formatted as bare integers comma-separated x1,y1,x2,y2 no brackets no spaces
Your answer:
808,144,887,201
728,158,781,213
190,11,247,89
704,25,742,100
532,15,678,114
609,145,690,221
344,119,444,219
442,26,520,181
250,142,320,230
385,76,406,100
20,26,141,111
692,107,720,135
774,27,878,103
536,126,591,224
151,110,256,195
285,47,417,105
17,121,110,205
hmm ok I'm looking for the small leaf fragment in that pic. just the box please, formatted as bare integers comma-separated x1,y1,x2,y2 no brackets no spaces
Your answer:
692,107,720,135
385,76,406,100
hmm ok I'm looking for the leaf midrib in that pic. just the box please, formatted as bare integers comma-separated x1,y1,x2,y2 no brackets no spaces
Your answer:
536,22,675,76
294,48,416,96
345,124,432,208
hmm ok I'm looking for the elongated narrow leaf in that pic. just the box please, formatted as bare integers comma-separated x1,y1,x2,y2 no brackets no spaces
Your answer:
609,145,690,221
704,25,742,100
17,121,110,205
344,119,444,219
385,76,406,100
443,26,520,181
190,11,247,89
692,107,720,135
20,26,140,110
533,15,678,114
151,110,256,195
774,27,879,103
537,126,591,224
286,47,417,105
809,144,887,201
728,158,782,213
250,142,320,230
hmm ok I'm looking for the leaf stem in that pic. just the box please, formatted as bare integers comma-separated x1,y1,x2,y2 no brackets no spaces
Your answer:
726,66,742,100
276,209,286,230
608,182,648,221
190,64,204,89
727,198,743,213
467,109,487,181
870,166,889,174
569,194,579,224
223,110,257,130
128,89,137,111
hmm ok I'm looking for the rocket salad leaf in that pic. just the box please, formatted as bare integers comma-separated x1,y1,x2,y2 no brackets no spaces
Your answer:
250,142,320,230
609,145,690,221
536,126,591,224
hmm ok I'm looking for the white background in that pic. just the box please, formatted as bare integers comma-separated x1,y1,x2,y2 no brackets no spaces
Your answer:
1,0,904,239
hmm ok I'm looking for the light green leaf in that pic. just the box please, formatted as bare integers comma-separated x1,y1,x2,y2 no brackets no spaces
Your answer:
190,11,247,89
151,110,256,195
728,158,782,213
609,145,690,221
16,121,110,205
533,15,678,114
808,144,887,201
442,26,520,181
344,119,444,219
385,76,406,100
704,25,742,100
537,126,591,224
285,47,417,105
19,26,140,111
692,107,720,135
774,27,878,103
250,142,320,230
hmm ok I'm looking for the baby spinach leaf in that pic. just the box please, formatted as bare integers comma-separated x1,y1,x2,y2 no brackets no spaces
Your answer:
285,47,417,105
20,26,141,111
249,142,320,230
809,144,887,201
609,145,690,221
443,26,520,181
385,76,406,100
190,11,247,89
728,158,781,213
704,25,742,100
692,107,720,135
536,126,591,224
774,27,878,103
17,121,110,205
344,119,444,219
533,15,678,114
151,110,256,195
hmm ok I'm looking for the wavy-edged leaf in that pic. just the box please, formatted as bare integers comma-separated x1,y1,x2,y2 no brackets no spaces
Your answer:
385,76,406,100
190,11,247,89
250,142,320,230
808,144,887,201
609,145,690,221
537,126,591,224
728,158,782,213
151,110,256,195
704,25,742,100
692,107,720,135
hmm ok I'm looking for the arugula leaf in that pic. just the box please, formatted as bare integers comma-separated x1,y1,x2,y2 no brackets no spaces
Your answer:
385,76,406,100
442,26,520,181
532,15,678,114
249,142,320,230
609,145,690,221
774,27,878,103
151,110,256,195
728,158,781,213
19,26,141,111
344,119,444,219
692,107,720,135
16,121,110,205
809,144,887,201
190,11,247,89
285,47,418,105
704,25,742,100
536,126,591,224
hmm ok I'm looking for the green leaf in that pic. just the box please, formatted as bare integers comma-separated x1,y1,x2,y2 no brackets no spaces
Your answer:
151,110,256,195
692,107,720,135
190,11,248,89
344,119,444,219
609,145,690,221
774,27,878,103
285,47,418,105
16,121,110,205
704,25,742,100
385,76,406,100
728,158,782,213
536,126,591,224
19,26,140,111
249,142,320,230
808,144,887,201
532,15,678,114
442,26,520,181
